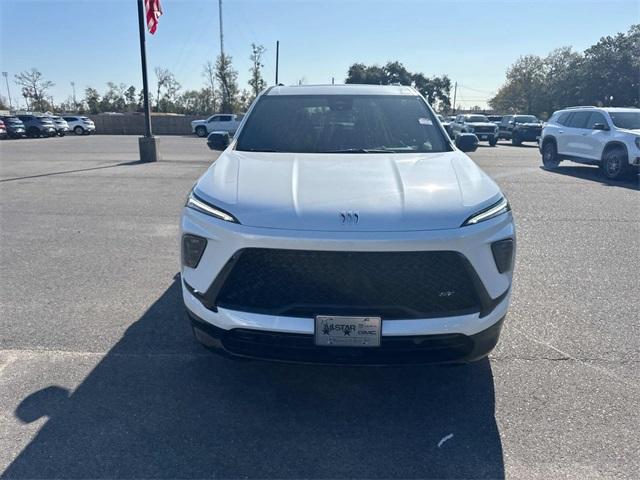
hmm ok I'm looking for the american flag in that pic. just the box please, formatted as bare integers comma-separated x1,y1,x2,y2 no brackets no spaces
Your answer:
145,0,163,35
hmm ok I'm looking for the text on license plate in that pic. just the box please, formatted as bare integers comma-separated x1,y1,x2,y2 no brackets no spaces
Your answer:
315,316,381,347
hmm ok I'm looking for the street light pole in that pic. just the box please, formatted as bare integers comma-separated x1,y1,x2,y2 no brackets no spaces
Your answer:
2,72,12,110
136,0,159,161
70,81,77,111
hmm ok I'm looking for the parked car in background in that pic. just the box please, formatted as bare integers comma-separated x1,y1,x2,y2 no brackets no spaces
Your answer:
46,116,70,136
0,116,26,138
450,114,499,146
63,115,96,135
182,84,514,364
540,106,640,180
438,114,453,137
0,120,7,139
191,114,243,138
499,115,543,145
17,115,57,138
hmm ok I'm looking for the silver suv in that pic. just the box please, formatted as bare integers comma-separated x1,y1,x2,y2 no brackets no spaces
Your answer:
540,107,640,180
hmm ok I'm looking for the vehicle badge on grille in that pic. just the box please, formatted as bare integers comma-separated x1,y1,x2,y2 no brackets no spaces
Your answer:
339,210,359,225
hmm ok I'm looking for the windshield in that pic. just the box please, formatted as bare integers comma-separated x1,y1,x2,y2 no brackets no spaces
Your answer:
608,111,640,130
236,95,450,153
3,117,22,124
466,115,489,123
515,115,538,123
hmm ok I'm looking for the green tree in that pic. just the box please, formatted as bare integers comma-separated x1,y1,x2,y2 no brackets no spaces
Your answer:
84,87,101,114
345,61,451,111
215,53,239,113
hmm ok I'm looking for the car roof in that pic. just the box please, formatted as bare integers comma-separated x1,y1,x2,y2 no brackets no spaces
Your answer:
265,84,418,96
558,106,639,113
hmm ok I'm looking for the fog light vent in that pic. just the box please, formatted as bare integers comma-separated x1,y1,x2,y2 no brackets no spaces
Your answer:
182,234,207,268
491,239,514,273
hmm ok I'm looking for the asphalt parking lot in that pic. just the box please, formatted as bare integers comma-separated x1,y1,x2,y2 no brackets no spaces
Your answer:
1,135,638,479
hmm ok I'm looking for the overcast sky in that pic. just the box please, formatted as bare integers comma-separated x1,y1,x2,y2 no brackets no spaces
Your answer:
1,0,636,109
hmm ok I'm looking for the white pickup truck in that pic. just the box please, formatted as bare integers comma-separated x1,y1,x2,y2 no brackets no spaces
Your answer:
191,114,243,137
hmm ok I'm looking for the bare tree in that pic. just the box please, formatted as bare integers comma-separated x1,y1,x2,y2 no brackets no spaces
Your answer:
14,68,54,111
154,67,181,111
202,61,218,112
248,43,266,100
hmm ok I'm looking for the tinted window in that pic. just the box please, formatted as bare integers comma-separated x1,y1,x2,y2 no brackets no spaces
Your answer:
567,111,591,129
514,115,538,123
466,115,489,123
63,117,76,121
556,112,570,125
501,116,512,125
237,95,449,153
218,115,233,122
585,112,607,129
608,111,640,130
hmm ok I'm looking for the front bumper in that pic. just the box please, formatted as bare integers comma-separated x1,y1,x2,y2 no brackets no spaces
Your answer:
181,207,514,350
515,129,542,141
471,131,498,142
188,309,506,364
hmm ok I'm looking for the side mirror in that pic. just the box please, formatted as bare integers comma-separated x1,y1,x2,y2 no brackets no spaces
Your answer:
592,123,609,131
455,133,478,152
207,131,230,150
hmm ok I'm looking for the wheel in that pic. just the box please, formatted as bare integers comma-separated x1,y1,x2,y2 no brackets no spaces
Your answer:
74,126,85,135
542,141,560,170
511,133,522,146
600,147,629,180
58,132,65,137
196,126,207,137
489,137,498,147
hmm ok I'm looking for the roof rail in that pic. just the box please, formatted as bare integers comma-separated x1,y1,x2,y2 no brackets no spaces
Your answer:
565,105,597,109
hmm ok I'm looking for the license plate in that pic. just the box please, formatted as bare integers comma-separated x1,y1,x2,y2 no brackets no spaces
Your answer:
480,135,487,140
315,316,381,347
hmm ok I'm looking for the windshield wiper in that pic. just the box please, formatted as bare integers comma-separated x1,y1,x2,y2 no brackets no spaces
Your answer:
323,148,391,153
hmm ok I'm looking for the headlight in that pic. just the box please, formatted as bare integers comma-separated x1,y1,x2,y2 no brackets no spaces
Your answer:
635,137,640,149
185,189,239,223
462,197,511,226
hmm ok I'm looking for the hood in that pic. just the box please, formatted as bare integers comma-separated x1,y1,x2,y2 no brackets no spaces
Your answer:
517,122,542,127
191,120,206,126
468,122,497,128
195,150,502,232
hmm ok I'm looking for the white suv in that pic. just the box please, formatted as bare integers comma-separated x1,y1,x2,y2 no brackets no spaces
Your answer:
63,115,96,135
180,84,515,365
540,107,640,180
191,114,243,137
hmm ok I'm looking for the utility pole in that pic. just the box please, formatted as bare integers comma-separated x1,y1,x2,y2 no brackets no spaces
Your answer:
70,81,77,111
136,0,158,162
275,40,279,84
218,0,224,57
332,77,335,85
2,72,12,110
452,81,457,114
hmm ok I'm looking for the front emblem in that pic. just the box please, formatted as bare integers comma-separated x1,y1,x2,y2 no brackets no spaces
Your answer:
339,210,359,225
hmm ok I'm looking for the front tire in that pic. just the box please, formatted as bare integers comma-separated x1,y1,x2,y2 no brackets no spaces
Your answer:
542,141,560,170
511,133,522,146
74,126,85,135
489,137,498,147
600,147,629,181
196,126,207,138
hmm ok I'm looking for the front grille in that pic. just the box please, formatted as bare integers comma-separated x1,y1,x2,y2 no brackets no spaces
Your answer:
206,249,486,319
473,126,494,133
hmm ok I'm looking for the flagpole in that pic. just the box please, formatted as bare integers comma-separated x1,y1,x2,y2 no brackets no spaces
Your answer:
136,0,159,161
